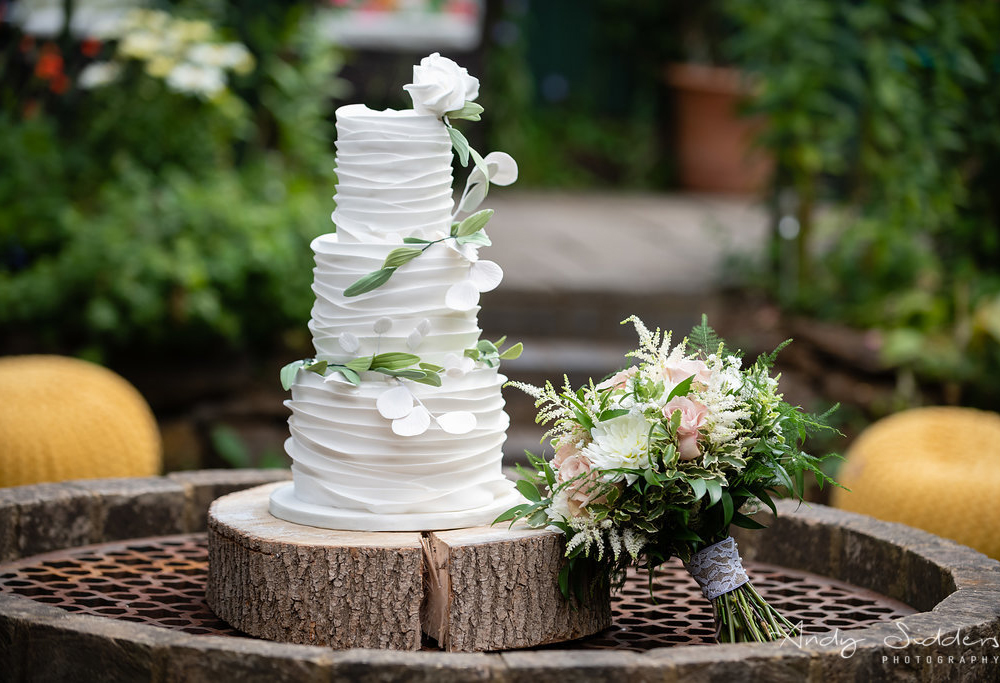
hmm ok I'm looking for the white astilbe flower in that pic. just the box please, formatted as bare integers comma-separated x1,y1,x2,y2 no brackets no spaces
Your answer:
622,528,647,560
583,413,651,484
698,353,752,468
623,315,670,365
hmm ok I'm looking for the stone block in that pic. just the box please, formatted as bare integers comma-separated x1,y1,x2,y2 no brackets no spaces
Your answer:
69,477,187,542
0,482,96,558
499,650,663,683
329,650,500,683
158,635,334,683
646,642,812,683
167,468,290,531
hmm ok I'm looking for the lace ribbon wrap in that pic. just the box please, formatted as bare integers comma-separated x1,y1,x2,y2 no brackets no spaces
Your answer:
684,537,750,600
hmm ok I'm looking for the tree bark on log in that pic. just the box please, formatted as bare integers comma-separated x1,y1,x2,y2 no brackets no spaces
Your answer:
423,525,612,651
207,483,424,650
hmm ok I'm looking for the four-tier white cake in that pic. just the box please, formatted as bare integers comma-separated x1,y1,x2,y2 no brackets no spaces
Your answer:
269,55,523,532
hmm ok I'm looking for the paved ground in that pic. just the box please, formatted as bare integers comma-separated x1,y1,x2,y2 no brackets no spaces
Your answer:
484,191,770,293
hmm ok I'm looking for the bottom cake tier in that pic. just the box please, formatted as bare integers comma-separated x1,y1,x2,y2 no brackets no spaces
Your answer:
271,366,523,531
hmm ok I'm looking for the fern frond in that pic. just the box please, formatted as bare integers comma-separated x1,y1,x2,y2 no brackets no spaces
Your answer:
687,314,724,356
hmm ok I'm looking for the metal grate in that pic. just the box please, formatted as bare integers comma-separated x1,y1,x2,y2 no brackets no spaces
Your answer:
0,534,915,650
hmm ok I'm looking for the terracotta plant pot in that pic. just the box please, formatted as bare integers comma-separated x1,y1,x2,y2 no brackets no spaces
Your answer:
664,63,773,194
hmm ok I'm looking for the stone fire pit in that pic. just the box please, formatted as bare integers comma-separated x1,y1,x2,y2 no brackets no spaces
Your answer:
1,470,998,681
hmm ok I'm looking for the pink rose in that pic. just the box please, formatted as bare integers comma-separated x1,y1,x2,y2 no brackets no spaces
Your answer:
596,366,637,391
661,358,712,390
553,445,608,508
663,395,709,461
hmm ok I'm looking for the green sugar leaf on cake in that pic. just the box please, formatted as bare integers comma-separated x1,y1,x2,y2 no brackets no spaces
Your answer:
446,101,484,122
345,356,373,372
344,267,396,297
382,247,423,269
371,352,421,371
448,126,471,167
455,231,491,247
499,342,523,360
279,359,308,391
455,209,494,237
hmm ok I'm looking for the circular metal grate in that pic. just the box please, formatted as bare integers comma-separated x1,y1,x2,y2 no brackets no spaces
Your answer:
0,534,915,650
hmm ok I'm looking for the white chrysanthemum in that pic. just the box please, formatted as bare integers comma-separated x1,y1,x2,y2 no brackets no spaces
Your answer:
78,62,122,89
166,63,225,96
583,413,651,484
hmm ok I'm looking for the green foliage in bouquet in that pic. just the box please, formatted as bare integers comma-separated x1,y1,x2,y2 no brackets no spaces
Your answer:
499,316,840,642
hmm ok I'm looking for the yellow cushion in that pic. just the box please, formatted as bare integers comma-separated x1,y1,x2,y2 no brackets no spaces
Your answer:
0,355,161,487
832,406,1000,560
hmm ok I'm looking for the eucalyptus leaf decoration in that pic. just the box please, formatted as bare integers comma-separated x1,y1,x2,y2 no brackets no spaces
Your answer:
279,352,443,390
279,335,522,391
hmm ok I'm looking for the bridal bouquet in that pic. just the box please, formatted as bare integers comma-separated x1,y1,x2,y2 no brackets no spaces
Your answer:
498,316,839,643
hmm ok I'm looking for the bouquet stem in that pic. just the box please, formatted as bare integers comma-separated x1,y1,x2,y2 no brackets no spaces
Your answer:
712,580,798,643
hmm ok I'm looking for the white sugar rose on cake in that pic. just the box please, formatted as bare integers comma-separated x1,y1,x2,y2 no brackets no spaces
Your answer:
270,53,525,532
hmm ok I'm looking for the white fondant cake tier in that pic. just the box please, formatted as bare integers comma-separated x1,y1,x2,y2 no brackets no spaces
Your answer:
308,233,482,365
331,104,454,244
272,367,520,530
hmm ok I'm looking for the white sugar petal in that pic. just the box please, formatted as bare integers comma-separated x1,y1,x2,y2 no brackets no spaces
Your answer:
392,405,430,436
468,260,503,292
338,332,360,353
457,180,488,214
407,329,424,350
373,317,393,334
377,386,413,419
445,280,480,311
436,411,478,435
417,318,432,335
483,151,518,185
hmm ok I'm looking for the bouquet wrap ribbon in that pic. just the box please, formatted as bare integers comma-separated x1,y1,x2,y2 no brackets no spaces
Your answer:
684,537,749,600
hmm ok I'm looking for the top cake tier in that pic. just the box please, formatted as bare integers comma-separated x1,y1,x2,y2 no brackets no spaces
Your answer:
331,104,454,244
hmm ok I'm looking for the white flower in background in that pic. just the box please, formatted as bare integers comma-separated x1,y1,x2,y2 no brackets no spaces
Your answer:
165,62,225,96
119,30,161,60
187,42,254,74
403,52,479,117
78,61,122,89
582,413,651,484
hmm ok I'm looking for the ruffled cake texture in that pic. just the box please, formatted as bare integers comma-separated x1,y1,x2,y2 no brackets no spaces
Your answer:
269,102,521,531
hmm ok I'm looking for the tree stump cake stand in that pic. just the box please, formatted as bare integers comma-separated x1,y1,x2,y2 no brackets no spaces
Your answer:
206,483,611,651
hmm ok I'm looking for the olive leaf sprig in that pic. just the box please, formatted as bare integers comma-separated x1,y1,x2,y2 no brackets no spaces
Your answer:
344,208,494,297
280,336,524,391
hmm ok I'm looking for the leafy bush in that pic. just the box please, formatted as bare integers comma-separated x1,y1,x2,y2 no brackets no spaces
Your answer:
0,2,346,360
726,0,1000,406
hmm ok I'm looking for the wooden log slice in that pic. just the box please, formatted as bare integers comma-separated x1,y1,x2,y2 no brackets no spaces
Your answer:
207,483,610,652
423,525,612,652
207,483,424,650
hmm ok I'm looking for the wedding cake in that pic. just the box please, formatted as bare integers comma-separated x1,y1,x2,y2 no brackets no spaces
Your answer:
269,54,524,532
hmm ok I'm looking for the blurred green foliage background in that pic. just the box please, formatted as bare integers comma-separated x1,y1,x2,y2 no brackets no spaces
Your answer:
1,0,998,411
